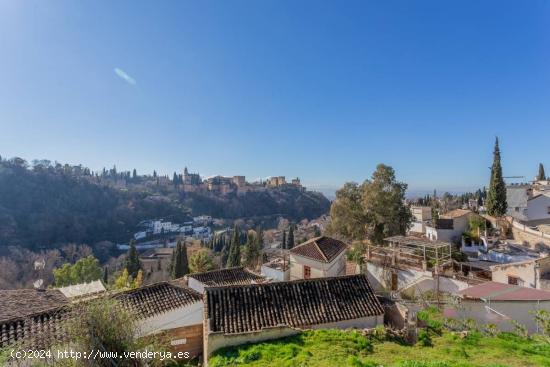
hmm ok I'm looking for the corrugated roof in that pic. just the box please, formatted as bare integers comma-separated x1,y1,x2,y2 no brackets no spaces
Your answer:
459,281,550,301
290,236,347,263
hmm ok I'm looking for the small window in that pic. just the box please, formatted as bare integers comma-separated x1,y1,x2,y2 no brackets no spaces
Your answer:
547,207,550,215
508,276,520,285
303,265,311,279
515,207,520,212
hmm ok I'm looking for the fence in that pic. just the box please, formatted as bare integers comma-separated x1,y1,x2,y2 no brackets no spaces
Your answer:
510,220,550,240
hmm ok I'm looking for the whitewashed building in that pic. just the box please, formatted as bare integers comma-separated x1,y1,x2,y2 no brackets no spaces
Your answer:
289,236,347,280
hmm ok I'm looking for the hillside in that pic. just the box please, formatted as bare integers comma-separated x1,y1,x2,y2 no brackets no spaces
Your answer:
0,158,329,252
180,187,329,219
0,161,189,252
209,329,550,367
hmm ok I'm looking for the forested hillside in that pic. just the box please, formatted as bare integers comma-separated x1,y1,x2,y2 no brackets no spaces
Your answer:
0,157,330,253
181,187,330,219
0,159,189,252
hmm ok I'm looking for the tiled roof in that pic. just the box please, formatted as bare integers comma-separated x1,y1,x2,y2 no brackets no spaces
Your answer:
188,267,265,287
459,281,550,301
205,274,383,334
0,289,69,322
0,306,71,349
441,209,474,219
114,282,201,319
290,236,347,263
0,282,201,349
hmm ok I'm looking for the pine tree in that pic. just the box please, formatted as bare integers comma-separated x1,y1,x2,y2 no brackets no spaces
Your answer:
486,137,507,217
171,239,189,278
537,163,546,181
287,225,295,249
132,168,137,179
227,225,241,267
282,230,286,250
125,241,141,278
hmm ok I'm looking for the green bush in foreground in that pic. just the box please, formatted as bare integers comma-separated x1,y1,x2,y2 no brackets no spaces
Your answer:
209,329,550,367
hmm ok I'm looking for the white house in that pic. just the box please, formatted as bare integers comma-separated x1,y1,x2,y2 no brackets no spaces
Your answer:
507,184,550,225
445,281,550,334
289,236,347,280
260,257,290,282
409,206,432,234
488,256,550,289
426,209,479,243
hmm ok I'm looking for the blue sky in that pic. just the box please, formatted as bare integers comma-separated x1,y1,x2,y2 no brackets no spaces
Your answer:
1,1,549,196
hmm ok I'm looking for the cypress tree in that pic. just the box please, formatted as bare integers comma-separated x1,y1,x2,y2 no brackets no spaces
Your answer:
171,239,189,278
287,225,295,249
227,225,241,267
282,230,286,250
486,137,507,217
537,163,546,181
125,241,141,278
173,172,179,188
102,267,108,285
220,245,229,268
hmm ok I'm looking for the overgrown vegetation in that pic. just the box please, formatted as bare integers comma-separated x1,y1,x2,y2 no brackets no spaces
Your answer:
209,328,550,367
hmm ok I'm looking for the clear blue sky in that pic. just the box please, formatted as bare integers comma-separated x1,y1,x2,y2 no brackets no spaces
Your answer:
1,1,549,196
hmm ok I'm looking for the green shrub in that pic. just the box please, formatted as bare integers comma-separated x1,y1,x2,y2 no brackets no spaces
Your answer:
418,329,433,347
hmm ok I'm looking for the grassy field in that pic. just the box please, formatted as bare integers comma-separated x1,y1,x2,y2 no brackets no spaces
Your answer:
208,329,550,367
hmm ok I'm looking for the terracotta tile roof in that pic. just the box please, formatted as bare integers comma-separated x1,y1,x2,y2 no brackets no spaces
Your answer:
290,236,348,263
0,306,71,349
205,274,383,334
188,267,265,287
459,281,550,301
114,282,201,319
0,289,69,322
0,282,201,349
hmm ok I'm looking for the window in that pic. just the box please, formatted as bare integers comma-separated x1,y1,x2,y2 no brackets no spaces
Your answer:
515,207,520,212
547,207,550,215
303,265,311,279
508,276,521,285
